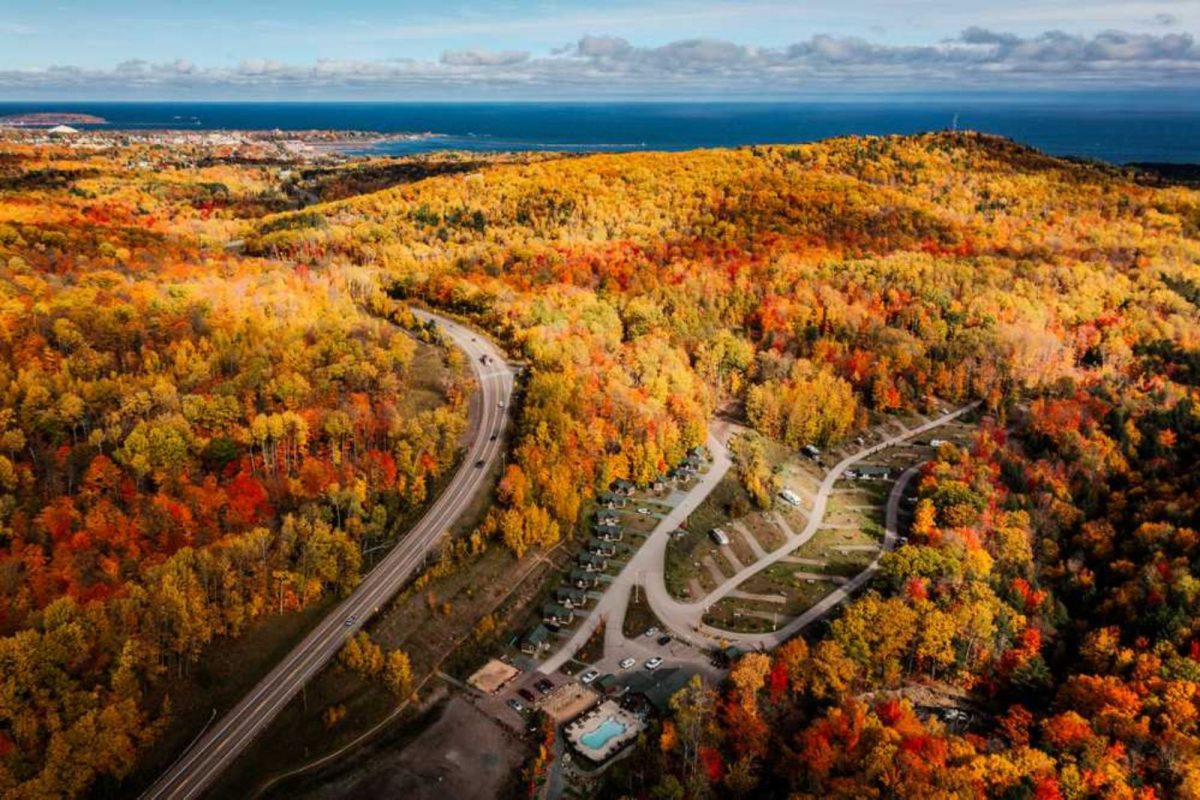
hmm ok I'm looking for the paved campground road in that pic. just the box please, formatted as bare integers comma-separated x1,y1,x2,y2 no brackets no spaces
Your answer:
141,309,514,800
646,403,980,650
538,403,978,675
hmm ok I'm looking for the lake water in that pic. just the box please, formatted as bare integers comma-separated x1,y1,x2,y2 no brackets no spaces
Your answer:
1,100,1197,164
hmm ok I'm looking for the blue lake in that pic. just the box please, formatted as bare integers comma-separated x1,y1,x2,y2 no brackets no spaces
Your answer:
2,99,1198,164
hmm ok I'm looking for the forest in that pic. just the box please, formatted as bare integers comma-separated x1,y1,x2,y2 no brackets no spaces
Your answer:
0,142,468,797
251,133,1200,799
0,130,1197,797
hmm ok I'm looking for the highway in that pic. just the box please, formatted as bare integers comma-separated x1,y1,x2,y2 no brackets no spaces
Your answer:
141,308,514,800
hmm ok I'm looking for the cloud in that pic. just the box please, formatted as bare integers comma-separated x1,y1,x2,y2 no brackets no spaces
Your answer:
575,35,633,58
440,48,530,67
1154,13,1180,27
0,22,34,35
0,27,1198,98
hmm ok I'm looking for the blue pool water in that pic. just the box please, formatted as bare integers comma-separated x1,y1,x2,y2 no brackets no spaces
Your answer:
1,99,1199,164
580,717,627,750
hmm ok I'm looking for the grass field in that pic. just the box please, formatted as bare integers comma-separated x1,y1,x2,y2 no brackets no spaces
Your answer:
665,472,753,598
621,586,665,639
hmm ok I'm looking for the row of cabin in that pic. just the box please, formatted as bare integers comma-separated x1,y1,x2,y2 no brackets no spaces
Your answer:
601,447,709,503
520,569,603,654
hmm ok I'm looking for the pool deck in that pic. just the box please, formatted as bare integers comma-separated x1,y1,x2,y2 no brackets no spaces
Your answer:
564,700,645,763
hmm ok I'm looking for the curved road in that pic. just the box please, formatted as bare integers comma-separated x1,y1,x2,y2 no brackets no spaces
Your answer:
141,308,514,800
539,404,977,673
699,459,923,649
643,403,977,648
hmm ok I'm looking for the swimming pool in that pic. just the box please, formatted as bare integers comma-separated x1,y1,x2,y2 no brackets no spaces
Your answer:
580,717,628,750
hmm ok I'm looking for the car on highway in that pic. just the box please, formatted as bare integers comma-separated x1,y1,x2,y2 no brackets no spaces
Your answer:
645,657,664,670
490,433,498,441
534,678,553,694
657,635,672,646
498,401,505,408
343,614,357,627
475,460,485,468
619,657,636,669
643,626,659,638
507,698,525,713
579,669,600,684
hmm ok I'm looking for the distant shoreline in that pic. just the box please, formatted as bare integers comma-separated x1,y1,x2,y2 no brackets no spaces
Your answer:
0,112,108,126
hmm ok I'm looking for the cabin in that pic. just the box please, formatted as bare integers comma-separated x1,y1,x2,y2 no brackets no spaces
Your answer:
543,603,576,626
594,509,620,525
579,553,608,572
520,624,553,656
555,587,589,609
592,523,624,542
650,475,668,492
610,479,636,496
596,491,625,509
587,538,618,557
569,570,597,589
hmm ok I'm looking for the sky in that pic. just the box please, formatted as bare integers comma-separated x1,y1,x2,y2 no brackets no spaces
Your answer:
0,0,1197,99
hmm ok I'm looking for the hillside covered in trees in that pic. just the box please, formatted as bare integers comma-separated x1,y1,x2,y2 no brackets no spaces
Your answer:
253,133,1200,799
0,131,1197,798
0,142,469,797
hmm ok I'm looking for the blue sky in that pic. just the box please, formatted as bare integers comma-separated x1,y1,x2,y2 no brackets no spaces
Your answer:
0,0,1197,98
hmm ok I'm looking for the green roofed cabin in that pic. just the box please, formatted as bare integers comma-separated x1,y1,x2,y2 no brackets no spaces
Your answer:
520,624,552,656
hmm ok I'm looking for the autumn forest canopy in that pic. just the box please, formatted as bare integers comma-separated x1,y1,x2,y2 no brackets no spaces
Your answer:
0,130,1198,798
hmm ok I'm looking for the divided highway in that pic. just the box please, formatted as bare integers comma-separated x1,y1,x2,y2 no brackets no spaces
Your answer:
141,308,514,800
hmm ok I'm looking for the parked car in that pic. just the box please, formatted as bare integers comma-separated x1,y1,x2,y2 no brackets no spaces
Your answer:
637,507,650,515
507,698,525,713
534,678,553,694
645,657,664,670
643,626,659,638
657,635,672,646
619,657,636,669
518,688,536,702
579,669,600,685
